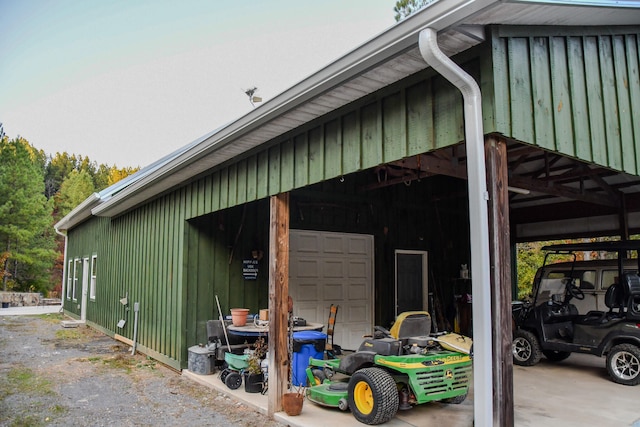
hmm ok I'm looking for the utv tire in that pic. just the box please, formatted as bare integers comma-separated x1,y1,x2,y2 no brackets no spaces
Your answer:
348,367,399,425
512,329,541,366
606,344,640,386
443,392,467,404
543,350,571,362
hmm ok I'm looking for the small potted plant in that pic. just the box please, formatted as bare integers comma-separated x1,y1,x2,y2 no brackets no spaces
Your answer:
244,337,266,393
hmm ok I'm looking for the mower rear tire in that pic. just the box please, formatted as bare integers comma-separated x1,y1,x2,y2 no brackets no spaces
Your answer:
347,367,399,425
512,329,541,366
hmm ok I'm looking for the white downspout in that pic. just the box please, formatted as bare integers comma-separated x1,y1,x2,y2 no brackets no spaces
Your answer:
419,28,493,426
54,227,67,313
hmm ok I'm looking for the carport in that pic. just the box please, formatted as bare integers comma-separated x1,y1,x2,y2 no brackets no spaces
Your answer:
56,1,640,425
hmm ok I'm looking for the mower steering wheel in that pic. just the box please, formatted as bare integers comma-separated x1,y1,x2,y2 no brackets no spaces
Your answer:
374,325,392,338
568,284,585,300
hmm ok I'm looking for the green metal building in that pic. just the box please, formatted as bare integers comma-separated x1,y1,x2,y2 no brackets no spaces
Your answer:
55,1,640,423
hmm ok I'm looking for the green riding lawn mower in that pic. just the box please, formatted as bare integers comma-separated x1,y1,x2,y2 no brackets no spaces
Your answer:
304,311,473,425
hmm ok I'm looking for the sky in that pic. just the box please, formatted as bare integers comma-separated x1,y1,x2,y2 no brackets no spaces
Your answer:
0,0,397,168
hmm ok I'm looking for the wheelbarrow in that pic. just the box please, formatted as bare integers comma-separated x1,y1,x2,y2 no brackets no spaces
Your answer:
219,352,249,390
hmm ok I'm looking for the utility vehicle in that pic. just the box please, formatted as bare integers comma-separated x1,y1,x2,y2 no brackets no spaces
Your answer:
304,311,473,425
512,241,640,386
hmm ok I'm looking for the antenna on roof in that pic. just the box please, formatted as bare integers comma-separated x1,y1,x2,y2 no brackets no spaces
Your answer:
244,87,262,108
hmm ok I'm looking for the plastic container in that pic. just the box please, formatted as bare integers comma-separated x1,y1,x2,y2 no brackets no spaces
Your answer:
291,330,326,386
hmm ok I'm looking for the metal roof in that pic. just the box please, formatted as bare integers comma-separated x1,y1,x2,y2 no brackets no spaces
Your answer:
55,0,640,230
543,240,640,252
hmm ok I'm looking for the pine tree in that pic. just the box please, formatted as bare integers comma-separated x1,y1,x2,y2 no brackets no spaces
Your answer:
0,136,56,292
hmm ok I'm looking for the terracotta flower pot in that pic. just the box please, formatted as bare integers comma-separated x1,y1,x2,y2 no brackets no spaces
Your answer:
230,308,249,326
282,392,304,416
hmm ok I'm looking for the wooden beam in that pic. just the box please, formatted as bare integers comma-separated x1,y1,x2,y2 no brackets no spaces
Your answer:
268,193,290,417
485,135,514,426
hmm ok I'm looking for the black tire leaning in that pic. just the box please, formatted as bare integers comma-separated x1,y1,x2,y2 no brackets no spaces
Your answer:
512,329,542,366
347,367,399,425
606,344,640,386
543,350,571,362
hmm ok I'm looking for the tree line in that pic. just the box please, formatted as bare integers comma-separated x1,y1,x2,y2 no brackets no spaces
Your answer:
0,124,139,295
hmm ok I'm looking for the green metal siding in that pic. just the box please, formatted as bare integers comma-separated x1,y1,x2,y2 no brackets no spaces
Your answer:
64,25,640,370
489,26,640,174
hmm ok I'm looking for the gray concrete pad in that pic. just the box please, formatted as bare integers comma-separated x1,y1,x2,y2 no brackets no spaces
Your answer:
184,352,640,426
0,305,62,316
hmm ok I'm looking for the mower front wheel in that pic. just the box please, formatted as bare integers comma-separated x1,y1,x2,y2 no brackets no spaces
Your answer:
443,392,467,404
347,367,399,425
308,368,326,386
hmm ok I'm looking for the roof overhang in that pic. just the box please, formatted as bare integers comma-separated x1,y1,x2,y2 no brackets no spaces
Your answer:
55,193,101,232
81,0,640,220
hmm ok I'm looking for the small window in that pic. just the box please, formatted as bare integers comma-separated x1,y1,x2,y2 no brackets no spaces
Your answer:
602,270,620,290
90,255,97,300
72,259,80,301
579,270,596,290
66,260,73,300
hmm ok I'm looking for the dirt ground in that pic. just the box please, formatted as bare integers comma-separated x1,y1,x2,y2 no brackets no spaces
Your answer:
0,314,285,427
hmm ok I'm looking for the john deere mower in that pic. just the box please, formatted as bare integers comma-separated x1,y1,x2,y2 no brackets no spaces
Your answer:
304,311,473,425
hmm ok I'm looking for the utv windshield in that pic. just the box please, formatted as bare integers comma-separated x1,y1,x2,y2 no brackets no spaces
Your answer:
536,277,568,306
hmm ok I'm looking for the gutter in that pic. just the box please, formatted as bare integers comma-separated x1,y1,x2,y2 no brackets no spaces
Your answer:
54,226,67,312
419,28,493,425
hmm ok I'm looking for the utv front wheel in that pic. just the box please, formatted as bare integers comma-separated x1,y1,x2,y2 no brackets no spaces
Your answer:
513,329,541,366
607,344,640,386
348,367,399,425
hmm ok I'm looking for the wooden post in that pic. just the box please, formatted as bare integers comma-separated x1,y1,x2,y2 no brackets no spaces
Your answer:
267,193,290,417
485,135,514,426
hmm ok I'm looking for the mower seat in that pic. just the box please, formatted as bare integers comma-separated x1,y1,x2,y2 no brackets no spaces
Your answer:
389,311,432,341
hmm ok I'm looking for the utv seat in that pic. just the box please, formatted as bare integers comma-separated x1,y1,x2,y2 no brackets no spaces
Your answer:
622,273,640,320
581,283,624,324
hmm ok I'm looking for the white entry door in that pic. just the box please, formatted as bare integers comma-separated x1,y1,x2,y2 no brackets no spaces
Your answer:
289,230,374,351
80,257,89,322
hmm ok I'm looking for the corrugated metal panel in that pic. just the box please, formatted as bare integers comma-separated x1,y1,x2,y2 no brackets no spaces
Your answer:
491,26,640,174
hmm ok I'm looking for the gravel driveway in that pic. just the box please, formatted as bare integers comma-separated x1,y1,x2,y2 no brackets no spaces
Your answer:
0,313,285,427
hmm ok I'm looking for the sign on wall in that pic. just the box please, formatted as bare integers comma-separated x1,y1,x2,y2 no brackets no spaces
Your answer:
242,259,259,280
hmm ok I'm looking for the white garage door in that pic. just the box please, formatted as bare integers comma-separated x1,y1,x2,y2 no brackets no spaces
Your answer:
289,230,374,351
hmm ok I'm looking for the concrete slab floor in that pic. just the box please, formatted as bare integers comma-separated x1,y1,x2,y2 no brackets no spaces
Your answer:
184,352,640,426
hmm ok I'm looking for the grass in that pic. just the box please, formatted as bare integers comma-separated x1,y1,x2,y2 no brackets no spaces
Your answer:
54,328,83,340
2,367,55,396
0,367,65,427
82,353,158,374
37,313,64,323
